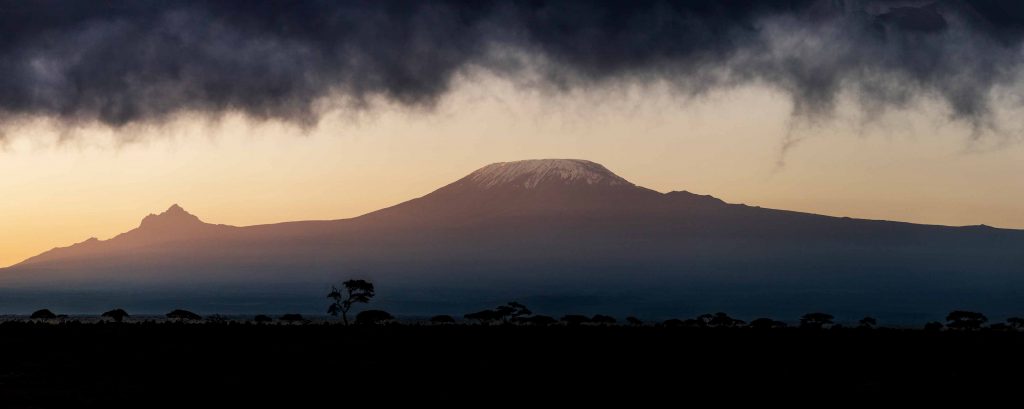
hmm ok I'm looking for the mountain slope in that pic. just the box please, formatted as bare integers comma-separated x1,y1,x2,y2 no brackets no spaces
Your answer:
2,159,1023,321
18,204,238,267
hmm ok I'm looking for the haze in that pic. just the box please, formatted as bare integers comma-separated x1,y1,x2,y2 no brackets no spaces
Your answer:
3,77,1023,267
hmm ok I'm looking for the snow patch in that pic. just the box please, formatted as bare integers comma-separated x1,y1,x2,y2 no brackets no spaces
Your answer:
467,159,631,189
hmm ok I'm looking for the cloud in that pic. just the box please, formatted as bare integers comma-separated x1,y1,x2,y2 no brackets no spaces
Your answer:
2,0,1024,138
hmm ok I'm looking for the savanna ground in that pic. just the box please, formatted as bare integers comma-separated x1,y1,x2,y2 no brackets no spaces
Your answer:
0,321,1022,406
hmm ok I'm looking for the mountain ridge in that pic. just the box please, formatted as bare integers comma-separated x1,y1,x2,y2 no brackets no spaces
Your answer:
11,158,1023,268
2,158,1023,320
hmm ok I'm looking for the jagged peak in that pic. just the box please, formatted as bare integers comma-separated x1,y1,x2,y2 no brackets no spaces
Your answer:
139,204,204,229
465,159,632,189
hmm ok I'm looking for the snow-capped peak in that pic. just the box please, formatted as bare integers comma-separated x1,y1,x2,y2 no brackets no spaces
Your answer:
466,159,632,189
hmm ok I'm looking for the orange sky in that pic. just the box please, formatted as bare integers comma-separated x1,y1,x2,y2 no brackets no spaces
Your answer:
2,78,1023,267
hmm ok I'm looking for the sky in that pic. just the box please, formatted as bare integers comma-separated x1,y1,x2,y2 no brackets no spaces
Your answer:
3,1,1024,266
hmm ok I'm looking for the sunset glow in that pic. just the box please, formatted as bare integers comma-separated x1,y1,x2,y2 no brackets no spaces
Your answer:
4,78,1024,267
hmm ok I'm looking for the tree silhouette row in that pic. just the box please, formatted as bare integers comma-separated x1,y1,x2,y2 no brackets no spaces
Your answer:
11,278,1024,331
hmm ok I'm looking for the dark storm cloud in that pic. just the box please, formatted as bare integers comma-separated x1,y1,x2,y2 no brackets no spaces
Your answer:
2,0,1024,135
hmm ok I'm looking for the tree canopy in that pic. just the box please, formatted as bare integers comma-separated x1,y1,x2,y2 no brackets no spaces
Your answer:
707,312,745,328
101,308,130,323
749,318,787,329
30,309,57,320
327,279,375,326
662,319,685,327
945,311,987,330
166,309,202,321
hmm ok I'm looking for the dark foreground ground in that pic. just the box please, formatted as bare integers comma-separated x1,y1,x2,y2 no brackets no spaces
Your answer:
1,322,1022,406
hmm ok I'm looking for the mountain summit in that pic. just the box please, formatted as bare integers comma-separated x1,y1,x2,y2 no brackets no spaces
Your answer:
3,158,1024,318
139,204,205,230
464,159,632,190
377,159,660,225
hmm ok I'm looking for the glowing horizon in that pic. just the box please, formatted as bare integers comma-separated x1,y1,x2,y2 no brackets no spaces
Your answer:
3,77,1023,268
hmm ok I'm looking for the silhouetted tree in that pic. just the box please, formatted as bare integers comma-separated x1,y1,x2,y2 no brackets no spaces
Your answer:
253,314,273,324
626,316,643,326
355,310,394,325
465,309,502,325
749,318,787,329
945,311,987,330
30,309,57,320
989,323,1010,331
524,315,557,326
465,302,532,325
799,313,834,329
858,316,877,329
708,312,744,328
430,315,456,325
101,309,129,323
662,318,685,327
279,314,305,324
923,321,944,331
561,314,590,326
1005,317,1024,330
166,309,202,322
494,302,532,324
327,279,375,326
591,315,617,325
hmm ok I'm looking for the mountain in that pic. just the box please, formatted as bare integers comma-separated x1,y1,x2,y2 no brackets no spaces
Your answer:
3,159,1024,322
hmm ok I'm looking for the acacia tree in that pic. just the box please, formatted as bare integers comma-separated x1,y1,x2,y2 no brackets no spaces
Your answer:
495,302,532,324
101,308,130,323
30,309,57,320
749,318,787,329
1007,317,1024,331
945,311,987,330
166,309,202,322
327,279,375,326
662,318,685,327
